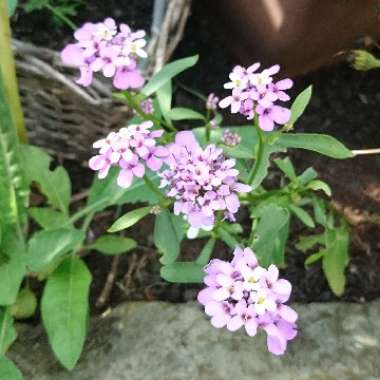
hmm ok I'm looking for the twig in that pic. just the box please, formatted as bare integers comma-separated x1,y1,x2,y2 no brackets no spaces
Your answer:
95,255,121,308
352,148,380,156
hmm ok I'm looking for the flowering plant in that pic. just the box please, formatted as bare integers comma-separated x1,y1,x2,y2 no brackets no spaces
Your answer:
0,17,355,376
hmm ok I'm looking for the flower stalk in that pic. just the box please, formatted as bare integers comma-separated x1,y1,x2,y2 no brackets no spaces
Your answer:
0,1,27,143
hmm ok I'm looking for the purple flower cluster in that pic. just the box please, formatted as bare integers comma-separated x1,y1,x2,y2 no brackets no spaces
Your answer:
89,121,168,188
219,63,293,131
198,247,298,355
61,18,146,90
159,131,251,230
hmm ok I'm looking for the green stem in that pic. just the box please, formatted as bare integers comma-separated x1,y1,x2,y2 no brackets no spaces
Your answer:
44,4,76,30
0,306,10,354
123,91,176,132
143,175,167,206
247,119,265,186
205,109,211,142
0,2,27,143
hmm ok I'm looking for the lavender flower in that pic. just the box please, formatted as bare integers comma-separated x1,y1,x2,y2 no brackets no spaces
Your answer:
219,63,293,131
206,93,219,111
140,98,154,114
61,18,146,90
159,131,251,231
198,247,298,356
221,129,241,147
89,121,168,188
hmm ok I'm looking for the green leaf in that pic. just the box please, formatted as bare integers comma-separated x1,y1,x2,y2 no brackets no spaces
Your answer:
41,257,91,370
0,307,17,353
253,204,290,267
322,225,349,296
167,107,205,121
289,85,312,124
7,0,18,16
277,133,354,159
20,145,71,213
297,167,318,185
196,238,216,266
154,210,185,264
218,226,239,249
312,197,327,225
89,235,137,255
0,238,26,305
304,250,325,268
142,55,199,96
86,168,160,213
288,204,315,228
156,80,172,123
274,157,296,180
295,234,325,252
0,357,23,380
27,228,85,272
108,206,151,233
0,71,28,240
160,262,204,283
222,145,254,159
10,287,37,319
28,207,70,230
307,180,332,197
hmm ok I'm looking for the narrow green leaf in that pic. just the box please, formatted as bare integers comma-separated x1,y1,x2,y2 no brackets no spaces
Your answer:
288,204,315,228
296,234,325,252
27,228,85,272
89,235,137,255
142,55,199,96
156,80,173,124
196,238,216,266
312,197,327,226
297,167,318,185
167,107,205,121
274,157,297,180
322,225,349,296
20,145,71,213
0,72,28,239
108,206,151,233
154,210,185,264
28,207,70,230
277,133,354,159
289,85,313,124
0,307,17,353
304,250,325,268
307,180,332,197
160,262,204,283
0,357,23,380
41,257,91,370
222,145,254,159
218,226,239,249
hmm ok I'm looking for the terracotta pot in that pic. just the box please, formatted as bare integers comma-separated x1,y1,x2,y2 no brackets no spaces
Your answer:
208,0,380,76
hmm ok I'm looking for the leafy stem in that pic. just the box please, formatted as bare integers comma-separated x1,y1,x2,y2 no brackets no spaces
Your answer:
143,175,168,207
44,3,77,30
122,91,176,132
248,119,265,185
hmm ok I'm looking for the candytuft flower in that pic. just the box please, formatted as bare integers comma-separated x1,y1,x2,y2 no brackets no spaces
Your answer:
198,247,298,356
89,121,168,188
61,18,146,90
159,131,251,231
221,129,241,147
219,63,293,131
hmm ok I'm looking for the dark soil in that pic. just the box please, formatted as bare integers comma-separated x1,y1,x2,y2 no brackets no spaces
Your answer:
12,1,380,313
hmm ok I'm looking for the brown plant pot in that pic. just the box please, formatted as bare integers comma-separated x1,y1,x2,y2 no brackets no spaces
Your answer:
208,0,380,76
